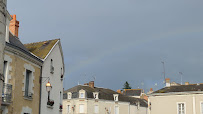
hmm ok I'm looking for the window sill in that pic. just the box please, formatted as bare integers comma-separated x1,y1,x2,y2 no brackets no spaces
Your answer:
24,96,33,101
47,105,54,109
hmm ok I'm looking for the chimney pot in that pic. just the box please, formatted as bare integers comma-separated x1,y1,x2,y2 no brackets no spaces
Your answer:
150,88,153,91
9,14,19,37
13,14,16,20
165,78,171,87
185,82,189,85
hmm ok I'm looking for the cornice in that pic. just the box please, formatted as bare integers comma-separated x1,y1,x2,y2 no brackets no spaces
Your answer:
5,45,43,66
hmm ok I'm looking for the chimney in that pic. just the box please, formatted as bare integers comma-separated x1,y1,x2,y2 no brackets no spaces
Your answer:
185,82,189,85
150,88,153,92
165,78,170,87
89,81,94,88
9,15,19,37
117,89,122,94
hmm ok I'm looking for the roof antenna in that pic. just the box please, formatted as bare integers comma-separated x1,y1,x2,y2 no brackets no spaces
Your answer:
179,72,183,85
161,61,166,83
92,75,96,82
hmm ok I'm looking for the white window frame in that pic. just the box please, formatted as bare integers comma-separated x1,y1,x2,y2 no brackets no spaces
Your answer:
93,92,99,99
67,92,72,99
200,101,203,114
115,106,119,114
113,94,119,101
67,105,71,113
177,102,186,114
94,105,99,113
79,89,85,98
79,104,85,113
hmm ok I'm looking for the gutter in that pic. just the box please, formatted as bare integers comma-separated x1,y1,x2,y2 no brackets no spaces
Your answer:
148,91,203,96
39,66,43,114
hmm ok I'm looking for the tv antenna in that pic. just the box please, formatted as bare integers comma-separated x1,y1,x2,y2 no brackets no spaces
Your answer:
161,61,166,83
92,75,96,82
179,72,183,85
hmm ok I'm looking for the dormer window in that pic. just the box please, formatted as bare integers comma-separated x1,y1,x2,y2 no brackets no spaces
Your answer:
93,92,99,99
113,94,119,101
67,92,72,99
79,89,85,98
50,59,54,74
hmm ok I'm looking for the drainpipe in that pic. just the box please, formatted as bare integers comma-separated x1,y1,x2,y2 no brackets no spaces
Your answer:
39,66,43,114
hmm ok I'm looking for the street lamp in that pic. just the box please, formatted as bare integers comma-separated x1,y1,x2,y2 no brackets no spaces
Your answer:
46,81,52,101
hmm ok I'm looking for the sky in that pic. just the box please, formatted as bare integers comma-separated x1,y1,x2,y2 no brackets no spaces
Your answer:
7,0,203,92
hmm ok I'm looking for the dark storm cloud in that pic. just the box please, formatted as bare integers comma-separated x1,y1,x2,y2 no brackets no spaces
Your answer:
8,0,203,91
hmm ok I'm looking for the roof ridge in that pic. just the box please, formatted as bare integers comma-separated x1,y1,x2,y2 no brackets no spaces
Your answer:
24,38,60,45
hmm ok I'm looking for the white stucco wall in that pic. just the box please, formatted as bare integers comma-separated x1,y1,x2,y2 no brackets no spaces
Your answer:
148,94,203,114
63,98,147,114
40,42,64,114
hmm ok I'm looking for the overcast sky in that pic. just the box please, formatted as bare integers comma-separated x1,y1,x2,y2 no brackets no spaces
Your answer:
8,0,203,92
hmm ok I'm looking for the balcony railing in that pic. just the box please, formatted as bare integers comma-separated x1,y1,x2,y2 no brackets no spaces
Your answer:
2,83,12,105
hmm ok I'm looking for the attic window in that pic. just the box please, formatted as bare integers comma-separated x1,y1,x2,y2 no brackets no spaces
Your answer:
93,92,99,99
50,59,54,74
67,92,72,99
113,94,119,101
79,89,85,98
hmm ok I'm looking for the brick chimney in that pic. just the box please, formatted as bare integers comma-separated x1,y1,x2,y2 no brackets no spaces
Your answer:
9,15,19,37
185,82,189,85
165,78,170,87
117,89,122,94
89,81,94,88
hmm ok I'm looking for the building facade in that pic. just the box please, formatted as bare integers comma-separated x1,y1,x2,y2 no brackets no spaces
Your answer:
0,0,11,108
24,39,65,114
63,81,148,114
148,78,203,114
1,15,43,114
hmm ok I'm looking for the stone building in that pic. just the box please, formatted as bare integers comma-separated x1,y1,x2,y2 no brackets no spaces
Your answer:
24,38,65,114
2,15,43,114
0,0,12,109
63,81,148,114
148,78,203,114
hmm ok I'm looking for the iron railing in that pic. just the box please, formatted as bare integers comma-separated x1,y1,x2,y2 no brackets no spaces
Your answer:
2,83,12,104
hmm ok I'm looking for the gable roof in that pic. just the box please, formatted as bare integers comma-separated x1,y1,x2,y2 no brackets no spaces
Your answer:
63,85,148,107
123,89,142,96
153,84,203,94
6,33,42,63
24,39,59,59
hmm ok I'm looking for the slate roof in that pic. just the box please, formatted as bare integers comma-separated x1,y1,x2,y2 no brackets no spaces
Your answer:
123,89,142,96
153,84,203,93
63,85,148,107
6,33,42,62
24,39,59,59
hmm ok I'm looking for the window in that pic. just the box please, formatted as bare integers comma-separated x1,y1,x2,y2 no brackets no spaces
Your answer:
79,89,85,98
113,94,119,101
79,104,84,113
93,92,99,99
67,105,70,113
68,92,72,99
25,70,32,97
201,102,203,114
177,103,185,114
3,61,8,77
50,59,54,74
115,106,119,114
94,105,99,113
80,93,84,98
